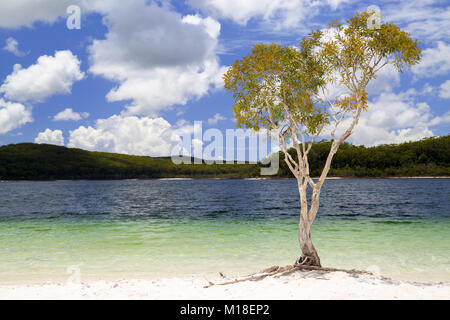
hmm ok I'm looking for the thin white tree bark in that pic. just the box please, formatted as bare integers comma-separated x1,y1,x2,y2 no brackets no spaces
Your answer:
263,70,370,266
265,93,364,266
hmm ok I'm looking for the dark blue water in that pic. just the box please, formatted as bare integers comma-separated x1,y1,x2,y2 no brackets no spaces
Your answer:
0,178,448,222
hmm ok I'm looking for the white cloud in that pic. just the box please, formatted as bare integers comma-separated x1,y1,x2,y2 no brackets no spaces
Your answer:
420,83,434,96
428,111,450,127
187,0,350,30
384,2,450,42
68,115,182,156
366,64,400,95
0,1,73,28
87,1,226,116
439,80,450,99
412,42,450,78
0,98,32,134
53,108,89,121
0,50,84,102
322,90,449,146
3,37,27,56
352,91,450,146
207,113,227,125
0,0,107,29
34,129,65,146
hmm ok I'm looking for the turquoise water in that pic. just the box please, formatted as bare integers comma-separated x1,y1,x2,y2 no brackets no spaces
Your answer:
0,179,449,284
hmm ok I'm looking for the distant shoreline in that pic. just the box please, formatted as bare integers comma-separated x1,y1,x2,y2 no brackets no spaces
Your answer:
1,139,449,180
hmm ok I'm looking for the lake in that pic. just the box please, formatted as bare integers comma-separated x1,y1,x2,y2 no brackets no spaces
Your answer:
0,178,449,284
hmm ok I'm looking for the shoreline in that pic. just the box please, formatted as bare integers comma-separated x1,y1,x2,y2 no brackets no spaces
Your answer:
0,271,448,300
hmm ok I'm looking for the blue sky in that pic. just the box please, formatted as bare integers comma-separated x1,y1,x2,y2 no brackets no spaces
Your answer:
0,0,448,158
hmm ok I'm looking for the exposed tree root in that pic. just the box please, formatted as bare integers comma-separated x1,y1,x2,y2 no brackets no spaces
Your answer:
295,255,321,267
204,264,379,288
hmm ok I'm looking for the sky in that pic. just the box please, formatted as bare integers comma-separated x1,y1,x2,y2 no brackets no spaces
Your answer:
0,0,449,159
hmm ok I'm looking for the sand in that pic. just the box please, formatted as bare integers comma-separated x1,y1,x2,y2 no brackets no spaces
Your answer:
0,271,448,300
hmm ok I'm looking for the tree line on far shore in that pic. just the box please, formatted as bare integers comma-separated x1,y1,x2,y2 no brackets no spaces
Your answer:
276,135,449,178
0,135,448,180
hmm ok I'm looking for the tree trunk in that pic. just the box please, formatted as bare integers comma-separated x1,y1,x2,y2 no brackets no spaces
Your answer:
297,214,321,267
297,183,321,267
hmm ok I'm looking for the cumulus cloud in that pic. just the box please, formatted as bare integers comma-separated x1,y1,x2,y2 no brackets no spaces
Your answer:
34,129,65,146
3,37,27,56
53,108,89,121
439,80,450,99
0,98,32,134
88,1,226,116
326,91,450,146
0,50,84,102
412,42,450,78
68,115,183,156
187,0,350,30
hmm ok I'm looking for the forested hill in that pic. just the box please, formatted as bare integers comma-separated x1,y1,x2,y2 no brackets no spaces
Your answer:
0,135,448,180
278,135,450,177
0,144,259,180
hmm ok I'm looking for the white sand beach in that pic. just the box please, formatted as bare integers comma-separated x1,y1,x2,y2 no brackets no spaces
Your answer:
0,271,448,300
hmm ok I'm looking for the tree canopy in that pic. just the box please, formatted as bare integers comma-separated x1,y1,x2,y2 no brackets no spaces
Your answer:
224,11,422,140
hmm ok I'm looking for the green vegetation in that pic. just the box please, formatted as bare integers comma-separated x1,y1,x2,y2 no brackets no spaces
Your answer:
0,143,259,180
0,135,448,180
0,136,448,180
277,135,450,178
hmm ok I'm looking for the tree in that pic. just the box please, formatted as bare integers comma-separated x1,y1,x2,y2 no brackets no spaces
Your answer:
224,11,422,267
